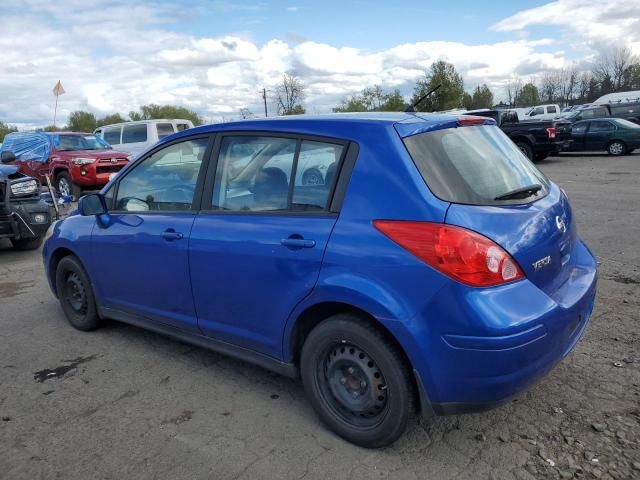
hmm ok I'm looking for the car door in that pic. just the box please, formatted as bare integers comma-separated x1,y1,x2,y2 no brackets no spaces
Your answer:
189,134,348,358
570,122,588,151
585,120,614,150
90,135,213,333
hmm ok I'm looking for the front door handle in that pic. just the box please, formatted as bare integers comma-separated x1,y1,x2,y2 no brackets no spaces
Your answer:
280,236,316,249
161,229,184,241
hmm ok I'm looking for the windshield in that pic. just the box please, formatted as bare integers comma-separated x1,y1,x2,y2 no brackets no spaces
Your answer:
613,118,640,129
403,125,550,206
54,134,111,151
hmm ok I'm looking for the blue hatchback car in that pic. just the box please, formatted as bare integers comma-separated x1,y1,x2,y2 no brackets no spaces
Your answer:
43,113,597,447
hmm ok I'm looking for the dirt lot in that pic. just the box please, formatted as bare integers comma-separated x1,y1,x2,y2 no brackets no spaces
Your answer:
0,153,638,480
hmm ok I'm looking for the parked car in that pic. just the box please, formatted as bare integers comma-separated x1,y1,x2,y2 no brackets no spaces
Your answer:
43,113,597,447
519,104,562,121
94,119,194,158
0,132,130,199
568,118,640,155
563,101,640,125
464,109,572,161
0,151,52,250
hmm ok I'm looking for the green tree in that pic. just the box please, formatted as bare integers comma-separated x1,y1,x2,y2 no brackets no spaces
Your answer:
410,60,464,112
0,122,18,142
517,83,541,107
97,113,127,127
68,111,98,132
333,86,405,112
380,89,406,111
462,92,473,110
470,84,494,109
128,104,203,125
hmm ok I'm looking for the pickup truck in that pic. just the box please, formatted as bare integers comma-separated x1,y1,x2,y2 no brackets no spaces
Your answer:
0,132,130,199
464,109,572,161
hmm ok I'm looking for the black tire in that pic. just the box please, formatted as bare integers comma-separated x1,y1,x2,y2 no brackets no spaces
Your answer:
302,168,324,186
607,141,626,156
516,142,534,161
627,149,635,154
55,255,101,331
56,171,81,199
534,152,549,162
10,236,44,251
300,314,414,448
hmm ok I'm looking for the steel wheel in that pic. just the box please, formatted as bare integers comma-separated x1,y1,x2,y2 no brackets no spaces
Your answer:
318,342,389,428
64,272,88,315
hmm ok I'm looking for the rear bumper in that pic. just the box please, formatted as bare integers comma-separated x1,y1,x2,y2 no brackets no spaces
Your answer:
412,239,597,415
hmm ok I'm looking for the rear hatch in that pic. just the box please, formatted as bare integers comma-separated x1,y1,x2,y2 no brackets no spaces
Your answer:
401,122,577,294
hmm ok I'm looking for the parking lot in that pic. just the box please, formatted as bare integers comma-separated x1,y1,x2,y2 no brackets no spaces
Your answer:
0,153,638,480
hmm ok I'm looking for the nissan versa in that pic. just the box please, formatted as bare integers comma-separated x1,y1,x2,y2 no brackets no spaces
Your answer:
43,113,597,448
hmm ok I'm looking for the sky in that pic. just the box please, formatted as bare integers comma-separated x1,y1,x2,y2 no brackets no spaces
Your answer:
1,0,639,127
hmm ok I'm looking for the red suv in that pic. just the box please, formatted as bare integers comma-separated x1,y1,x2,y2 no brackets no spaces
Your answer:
0,132,130,198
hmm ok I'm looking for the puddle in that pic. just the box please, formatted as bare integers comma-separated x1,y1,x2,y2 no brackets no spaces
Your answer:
33,355,98,383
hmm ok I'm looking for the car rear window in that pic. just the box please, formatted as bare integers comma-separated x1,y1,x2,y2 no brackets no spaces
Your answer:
403,125,549,205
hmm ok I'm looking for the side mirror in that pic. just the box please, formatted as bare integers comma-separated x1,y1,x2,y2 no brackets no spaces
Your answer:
79,193,107,216
1,151,16,164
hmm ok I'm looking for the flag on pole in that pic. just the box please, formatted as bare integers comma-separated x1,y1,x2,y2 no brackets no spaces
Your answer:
52,80,65,97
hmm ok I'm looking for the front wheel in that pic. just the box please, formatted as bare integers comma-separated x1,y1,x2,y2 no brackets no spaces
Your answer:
301,315,414,448
11,236,43,251
55,255,101,331
607,141,626,156
56,172,81,199
534,152,549,162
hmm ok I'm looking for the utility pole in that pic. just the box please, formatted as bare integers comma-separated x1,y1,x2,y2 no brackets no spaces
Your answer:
262,88,268,117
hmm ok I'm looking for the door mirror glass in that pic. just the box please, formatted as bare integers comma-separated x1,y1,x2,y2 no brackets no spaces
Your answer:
1,151,16,164
79,193,107,216
120,197,150,212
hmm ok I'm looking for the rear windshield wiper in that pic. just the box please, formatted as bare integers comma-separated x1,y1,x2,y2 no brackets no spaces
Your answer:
494,184,542,201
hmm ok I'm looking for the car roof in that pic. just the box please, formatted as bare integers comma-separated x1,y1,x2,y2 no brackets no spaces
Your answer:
158,112,496,145
96,119,193,129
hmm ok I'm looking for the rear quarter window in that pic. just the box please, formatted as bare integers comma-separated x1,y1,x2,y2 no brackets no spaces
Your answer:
403,125,549,206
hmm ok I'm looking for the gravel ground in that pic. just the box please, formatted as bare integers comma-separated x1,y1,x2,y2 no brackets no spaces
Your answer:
0,152,638,480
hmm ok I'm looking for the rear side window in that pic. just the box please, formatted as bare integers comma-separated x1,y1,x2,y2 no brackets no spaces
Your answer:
103,127,121,145
211,136,343,212
176,123,190,131
547,106,557,113
403,125,549,206
589,121,613,132
156,123,175,139
122,124,148,143
611,105,638,114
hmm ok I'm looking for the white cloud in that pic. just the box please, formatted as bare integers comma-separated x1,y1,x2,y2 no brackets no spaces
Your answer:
0,0,638,127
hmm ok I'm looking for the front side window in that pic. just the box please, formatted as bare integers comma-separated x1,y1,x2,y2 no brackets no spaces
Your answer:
156,123,175,139
103,127,121,145
212,136,343,212
403,125,549,206
114,138,208,212
593,108,608,118
122,124,148,143
547,106,557,113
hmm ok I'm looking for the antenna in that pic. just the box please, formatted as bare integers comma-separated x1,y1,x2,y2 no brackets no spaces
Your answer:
405,84,442,113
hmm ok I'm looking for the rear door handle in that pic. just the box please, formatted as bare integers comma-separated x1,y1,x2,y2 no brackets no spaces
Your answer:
161,229,184,241
280,237,316,249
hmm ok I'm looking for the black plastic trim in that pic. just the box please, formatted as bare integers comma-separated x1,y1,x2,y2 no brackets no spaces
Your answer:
98,306,299,379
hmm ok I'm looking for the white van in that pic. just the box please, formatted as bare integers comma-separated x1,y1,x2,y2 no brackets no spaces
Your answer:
518,104,562,121
94,119,194,157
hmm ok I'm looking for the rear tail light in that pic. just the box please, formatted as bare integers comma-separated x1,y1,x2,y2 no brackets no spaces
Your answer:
546,127,557,139
373,220,525,287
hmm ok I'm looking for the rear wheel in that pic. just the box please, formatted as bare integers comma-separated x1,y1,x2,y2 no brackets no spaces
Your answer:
56,172,81,199
516,142,534,161
301,314,414,448
11,237,43,251
534,152,549,162
302,168,324,186
55,256,101,331
607,141,626,156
